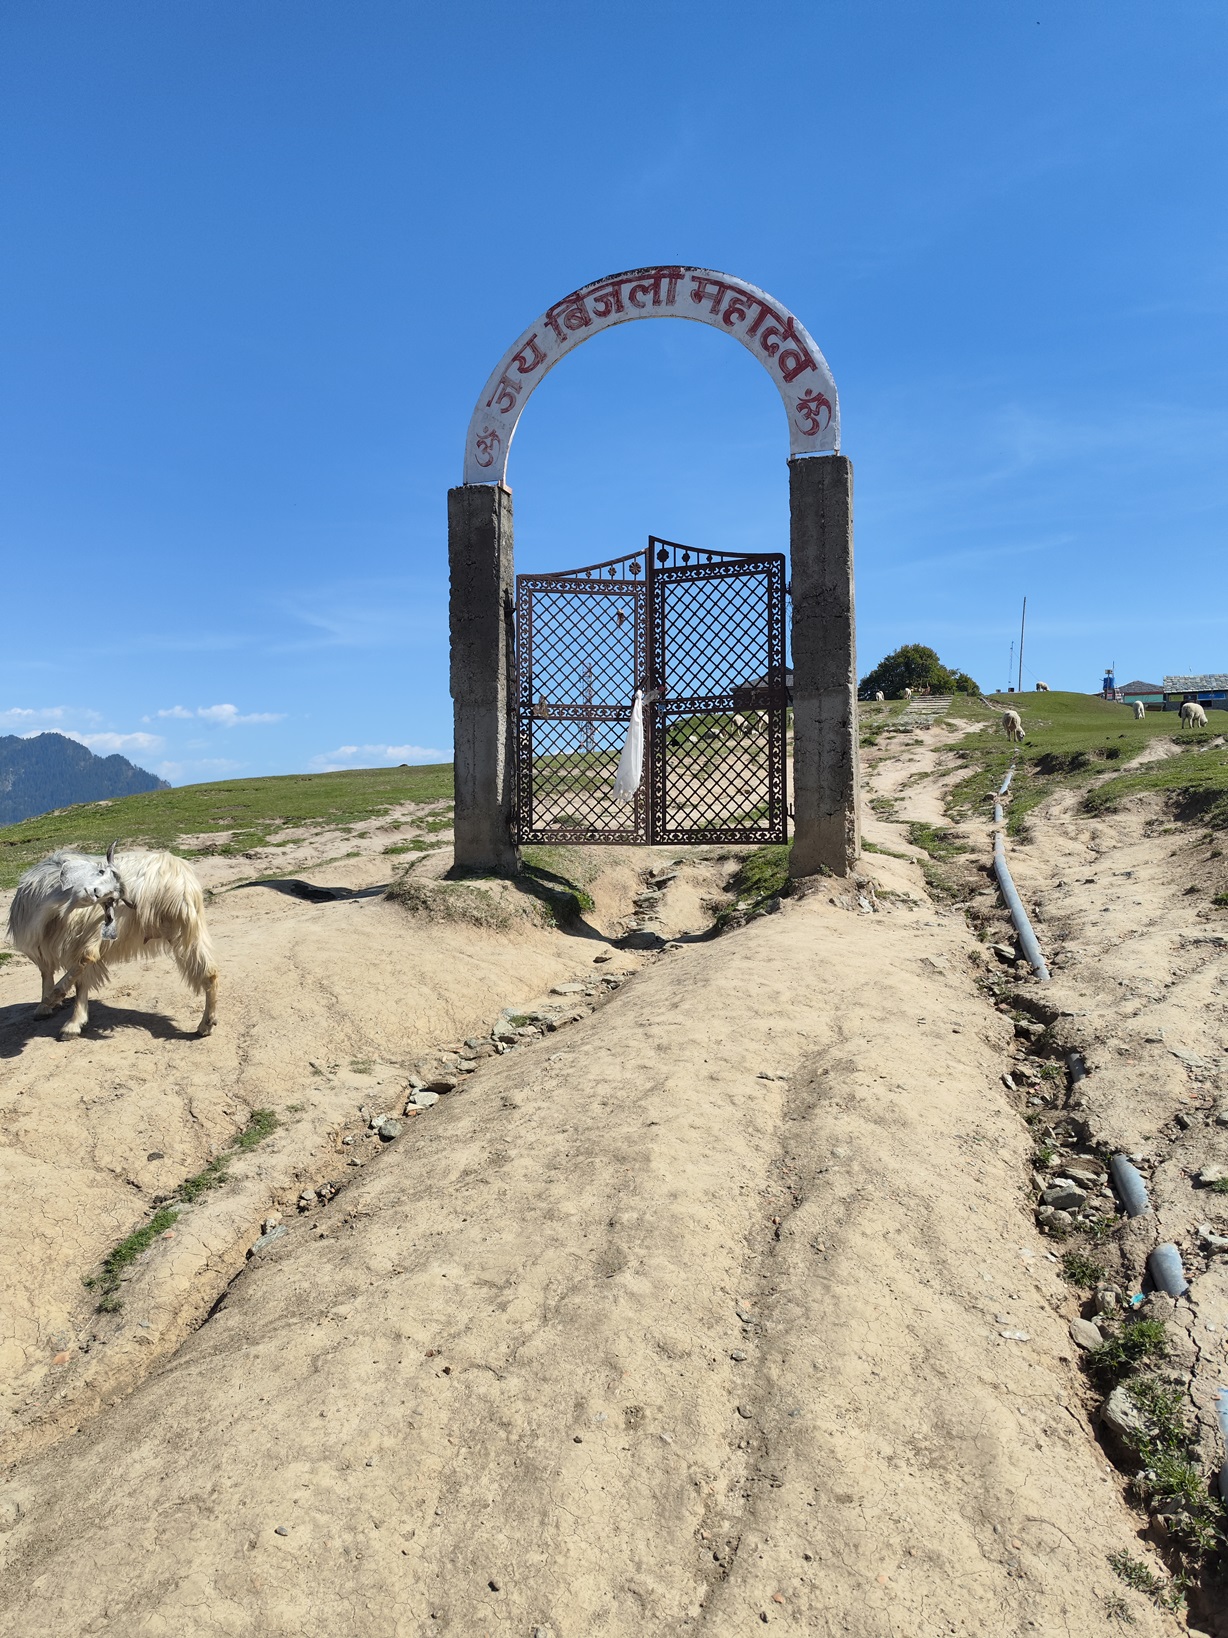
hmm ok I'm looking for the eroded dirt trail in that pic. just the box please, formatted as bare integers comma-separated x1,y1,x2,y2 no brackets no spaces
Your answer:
0,766,1179,1632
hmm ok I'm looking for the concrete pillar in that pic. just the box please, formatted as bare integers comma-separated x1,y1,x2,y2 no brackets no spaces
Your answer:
447,483,520,875
788,454,861,878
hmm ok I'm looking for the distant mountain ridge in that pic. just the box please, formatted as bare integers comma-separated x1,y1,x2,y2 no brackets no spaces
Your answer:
0,732,169,826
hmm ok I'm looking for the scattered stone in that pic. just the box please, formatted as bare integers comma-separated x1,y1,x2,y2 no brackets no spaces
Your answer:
249,1225,288,1256
1093,1286,1121,1316
736,1405,753,1419
1198,1224,1228,1251
1060,1162,1106,1188
297,1191,316,1211
1102,1385,1150,1445
1036,1206,1074,1233
550,984,585,996
274,1525,289,1536
407,1090,440,1110
735,1303,755,1323
593,953,613,964
1216,1105,1228,1128
999,1330,1031,1342
1040,1181,1088,1211
730,1350,748,1362
424,1076,458,1093
376,1116,402,1141
146,1151,164,1162
620,929,665,950
1197,1165,1228,1187
1069,1318,1103,1351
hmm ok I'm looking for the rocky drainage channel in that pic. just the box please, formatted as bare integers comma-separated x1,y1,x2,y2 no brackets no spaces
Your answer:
997,987,1228,1604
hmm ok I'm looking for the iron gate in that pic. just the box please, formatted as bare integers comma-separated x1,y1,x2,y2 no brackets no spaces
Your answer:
514,537,787,846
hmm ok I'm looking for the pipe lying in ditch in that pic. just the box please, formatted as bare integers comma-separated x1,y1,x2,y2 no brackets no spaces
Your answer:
992,780,1050,983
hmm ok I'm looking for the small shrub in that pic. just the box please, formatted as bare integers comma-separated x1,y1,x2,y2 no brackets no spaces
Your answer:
1107,1550,1181,1611
1061,1250,1106,1287
1085,1319,1169,1382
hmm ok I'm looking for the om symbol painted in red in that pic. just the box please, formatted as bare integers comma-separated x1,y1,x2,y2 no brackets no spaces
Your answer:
795,389,832,436
474,426,502,468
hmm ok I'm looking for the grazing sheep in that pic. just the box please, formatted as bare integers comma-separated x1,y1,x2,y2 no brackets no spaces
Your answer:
7,845,218,1040
874,690,885,702
1002,709,1025,742
1133,700,1147,721
902,687,913,700
1180,701,1208,730
1034,681,1049,692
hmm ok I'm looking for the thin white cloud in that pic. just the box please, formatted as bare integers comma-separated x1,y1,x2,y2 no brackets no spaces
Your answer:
149,703,284,728
64,730,163,755
308,742,450,772
156,757,242,783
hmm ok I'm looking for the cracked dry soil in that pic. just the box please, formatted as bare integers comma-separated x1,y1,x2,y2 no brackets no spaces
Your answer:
0,737,1211,1636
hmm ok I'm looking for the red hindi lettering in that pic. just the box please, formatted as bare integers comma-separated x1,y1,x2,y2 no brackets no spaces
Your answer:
588,282,626,319
689,275,731,315
485,373,521,414
626,267,683,308
512,332,547,375
544,292,593,341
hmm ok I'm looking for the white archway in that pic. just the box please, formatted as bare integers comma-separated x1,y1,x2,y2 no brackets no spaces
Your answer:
463,265,840,485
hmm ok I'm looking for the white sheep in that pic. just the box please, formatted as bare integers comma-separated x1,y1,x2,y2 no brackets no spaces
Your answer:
1002,709,1025,742
902,687,913,700
1034,681,1049,692
7,845,218,1040
874,690,885,702
1133,701,1147,721
1180,701,1208,730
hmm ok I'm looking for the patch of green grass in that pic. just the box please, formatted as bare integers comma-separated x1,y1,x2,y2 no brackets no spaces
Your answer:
1108,1551,1182,1612
714,844,795,929
85,1207,181,1311
1061,1251,1107,1287
1212,891,1228,907
382,839,432,855
906,822,970,861
386,874,521,929
860,840,911,860
517,846,598,925
0,764,455,889
233,1108,279,1150
1084,737,1228,830
350,1059,374,1075
1208,1177,1228,1195
0,951,13,965
87,1109,282,1308
1085,1318,1169,1382
944,693,1219,837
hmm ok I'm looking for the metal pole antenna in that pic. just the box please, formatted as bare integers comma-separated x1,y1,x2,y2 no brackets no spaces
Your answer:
1018,597,1027,694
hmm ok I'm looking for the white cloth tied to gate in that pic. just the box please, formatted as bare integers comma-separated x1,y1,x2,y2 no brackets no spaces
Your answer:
613,689,644,805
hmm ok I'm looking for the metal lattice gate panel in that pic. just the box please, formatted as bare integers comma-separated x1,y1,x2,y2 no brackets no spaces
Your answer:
649,538,788,845
515,538,787,847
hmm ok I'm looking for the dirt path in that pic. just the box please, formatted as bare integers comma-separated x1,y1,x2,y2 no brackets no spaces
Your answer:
0,753,1188,1632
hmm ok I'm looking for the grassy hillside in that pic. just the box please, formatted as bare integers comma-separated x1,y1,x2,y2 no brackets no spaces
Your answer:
0,764,453,888
945,692,1227,834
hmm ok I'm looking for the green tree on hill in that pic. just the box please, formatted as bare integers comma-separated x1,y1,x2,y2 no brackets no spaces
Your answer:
859,644,979,700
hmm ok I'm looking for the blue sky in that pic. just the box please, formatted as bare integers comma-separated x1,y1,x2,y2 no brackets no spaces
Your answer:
2,1,1225,783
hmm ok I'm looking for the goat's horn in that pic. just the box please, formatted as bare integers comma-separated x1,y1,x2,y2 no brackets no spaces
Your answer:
106,839,120,865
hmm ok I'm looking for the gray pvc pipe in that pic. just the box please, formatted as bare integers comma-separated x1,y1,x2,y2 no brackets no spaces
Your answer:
992,799,1050,983
1147,1242,1188,1298
1067,1051,1087,1084
1215,1387,1228,1502
1109,1155,1150,1218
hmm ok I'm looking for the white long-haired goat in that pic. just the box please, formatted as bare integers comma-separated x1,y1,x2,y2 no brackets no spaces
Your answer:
7,843,218,1040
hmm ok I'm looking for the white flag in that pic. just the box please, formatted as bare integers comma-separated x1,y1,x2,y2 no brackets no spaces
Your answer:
613,689,644,805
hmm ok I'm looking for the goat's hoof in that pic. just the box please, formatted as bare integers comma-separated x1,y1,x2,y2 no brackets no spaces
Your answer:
195,1020,216,1038
33,1005,56,1019
57,1026,83,1041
